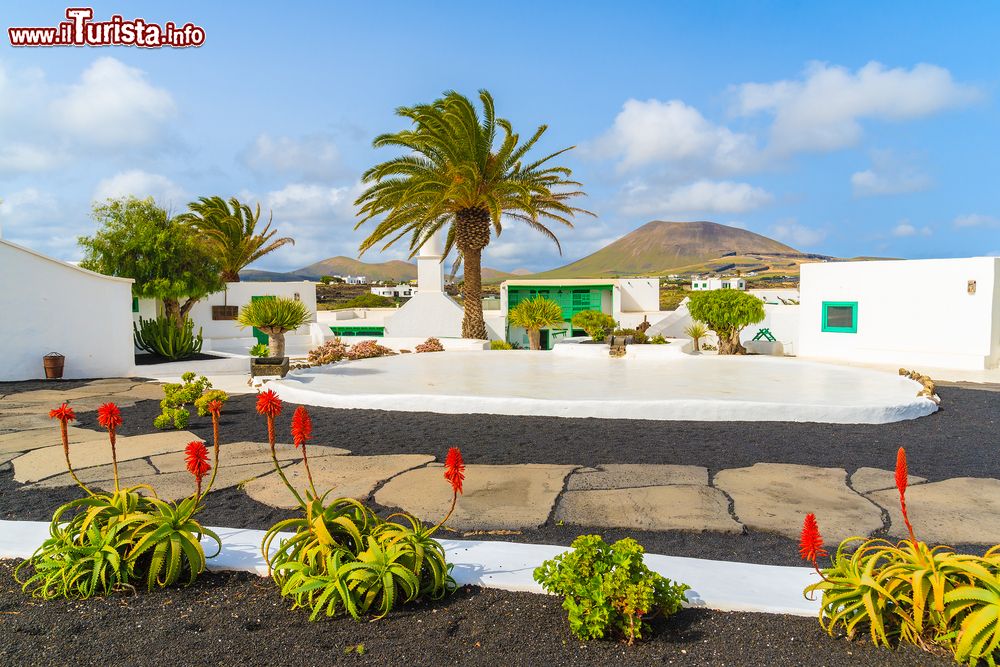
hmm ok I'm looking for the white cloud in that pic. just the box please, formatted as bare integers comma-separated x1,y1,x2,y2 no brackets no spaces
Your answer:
51,57,176,147
621,180,773,217
0,143,65,175
733,61,981,153
892,221,932,237
851,150,932,197
591,99,760,173
261,182,357,221
769,219,827,248
953,213,1000,228
93,170,186,206
241,134,344,180
0,188,59,225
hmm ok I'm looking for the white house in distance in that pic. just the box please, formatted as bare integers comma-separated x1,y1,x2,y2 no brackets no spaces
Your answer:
691,276,747,291
798,257,1000,370
1,238,135,380
371,285,414,298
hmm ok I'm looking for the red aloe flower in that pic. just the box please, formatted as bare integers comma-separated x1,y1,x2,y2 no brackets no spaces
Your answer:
291,406,312,448
49,403,76,423
96,402,123,490
96,402,122,431
205,399,223,496
206,399,224,417
444,447,465,495
185,441,211,498
896,447,917,544
255,390,282,418
799,513,827,564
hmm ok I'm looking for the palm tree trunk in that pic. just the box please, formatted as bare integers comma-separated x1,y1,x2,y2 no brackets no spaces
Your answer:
222,270,240,283
266,329,286,358
461,246,487,339
528,329,541,350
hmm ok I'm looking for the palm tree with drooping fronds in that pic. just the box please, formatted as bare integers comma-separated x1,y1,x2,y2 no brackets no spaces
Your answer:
354,89,592,339
179,196,294,282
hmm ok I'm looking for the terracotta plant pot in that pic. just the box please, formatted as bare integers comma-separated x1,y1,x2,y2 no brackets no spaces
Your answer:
43,352,65,379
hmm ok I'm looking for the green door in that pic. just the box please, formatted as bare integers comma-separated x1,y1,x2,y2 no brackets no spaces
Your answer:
251,295,275,346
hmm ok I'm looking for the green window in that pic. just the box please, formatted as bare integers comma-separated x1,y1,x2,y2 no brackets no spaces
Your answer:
822,301,858,333
131,297,139,313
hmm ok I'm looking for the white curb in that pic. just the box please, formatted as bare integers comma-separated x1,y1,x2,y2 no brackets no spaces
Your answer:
0,520,820,617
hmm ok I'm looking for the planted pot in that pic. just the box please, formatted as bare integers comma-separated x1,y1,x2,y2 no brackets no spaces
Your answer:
43,352,65,379
250,356,289,378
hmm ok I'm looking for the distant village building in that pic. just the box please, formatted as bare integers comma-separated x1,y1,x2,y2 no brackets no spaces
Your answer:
371,285,414,298
691,276,747,291
340,275,368,285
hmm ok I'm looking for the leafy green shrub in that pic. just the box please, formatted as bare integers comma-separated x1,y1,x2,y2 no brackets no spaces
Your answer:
612,328,648,344
346,340,396,360
256,393,462,620
153,372,224,429
340,293,396,309
802,448,1000,666
238,297,311,358
308,338,348,365
134,315,204,360
415,337,445,353
534,534,689,644
491,340,513,350
249,342,270,358
16,402,222,599
686,290,764,355
649,334,669,345
571,310,617,342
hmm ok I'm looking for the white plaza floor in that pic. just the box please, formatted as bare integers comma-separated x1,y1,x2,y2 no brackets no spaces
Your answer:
271,351,938,424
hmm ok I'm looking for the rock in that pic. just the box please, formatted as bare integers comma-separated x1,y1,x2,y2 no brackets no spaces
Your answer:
0,425,106,455
850,467,926,495
375,463,576,530
111,462,296,501
565,464,708,491
868,477,1000,545
148,441,350,474
714,463,884,542
13,431,199,484
554,486,741,533
245,454,436,510
29,459,157,489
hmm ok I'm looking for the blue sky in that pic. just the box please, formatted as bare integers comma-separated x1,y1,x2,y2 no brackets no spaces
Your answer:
1,1,998,272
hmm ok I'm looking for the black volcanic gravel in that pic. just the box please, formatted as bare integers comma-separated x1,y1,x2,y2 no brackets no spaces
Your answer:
0,561,952,667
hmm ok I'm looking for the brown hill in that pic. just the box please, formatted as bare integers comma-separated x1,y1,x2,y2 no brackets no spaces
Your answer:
242,256,513,283
531,221,800,278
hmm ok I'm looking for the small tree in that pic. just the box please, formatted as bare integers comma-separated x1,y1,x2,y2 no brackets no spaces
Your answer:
684,321,708,352
686,290,764,355
509,296,564,350
319,275,334,285
571,310,617,342
79,196,223,330
237,297,311,358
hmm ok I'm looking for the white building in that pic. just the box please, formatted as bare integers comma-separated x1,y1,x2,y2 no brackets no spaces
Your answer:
691,276,747,291
1,238,135,380
341,275,367,285
371,285,414,298
499,278,663,349
798,258,1000,370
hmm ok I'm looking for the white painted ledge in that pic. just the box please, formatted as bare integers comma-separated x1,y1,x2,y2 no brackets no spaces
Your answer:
0,520,819,617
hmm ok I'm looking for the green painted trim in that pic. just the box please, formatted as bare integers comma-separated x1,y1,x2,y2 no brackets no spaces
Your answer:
330,326,384,337
131,297,139,313
251,295,276,345
821,301,858,333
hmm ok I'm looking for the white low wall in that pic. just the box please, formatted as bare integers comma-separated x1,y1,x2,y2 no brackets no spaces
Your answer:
553,337,692,359
1,239,135,381
799,258,1000,370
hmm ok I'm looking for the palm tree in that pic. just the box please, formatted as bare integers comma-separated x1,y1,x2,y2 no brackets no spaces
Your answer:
237,297,311,358
684,321,708,352
354,90,591,339
509,296,564,350
179,196,294,282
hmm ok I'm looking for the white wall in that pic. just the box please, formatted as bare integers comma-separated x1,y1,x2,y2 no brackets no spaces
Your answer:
799,258,1000,369
1,240,135,380
616,278,660,312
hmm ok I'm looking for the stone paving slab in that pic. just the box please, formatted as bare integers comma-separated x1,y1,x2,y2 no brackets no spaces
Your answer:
0,425,106,455
1,382,141,404
375,463,577,531
245,454,436,510
565,464,708,490
869,477,1000,545
555,485,741,533
0,409,59,433
29,459,157,489
850,466,927,495
113,462,292,502
148,441,350,474
13,431,200,484
714,463,885,542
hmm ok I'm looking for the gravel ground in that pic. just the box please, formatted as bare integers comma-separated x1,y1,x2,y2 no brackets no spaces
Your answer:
0,561,952,667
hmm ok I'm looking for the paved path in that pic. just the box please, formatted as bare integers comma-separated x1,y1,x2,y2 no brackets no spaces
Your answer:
2,379,998,546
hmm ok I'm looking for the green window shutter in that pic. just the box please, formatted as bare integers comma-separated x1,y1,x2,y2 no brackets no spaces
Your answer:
821,301,858,333
131,297,139,313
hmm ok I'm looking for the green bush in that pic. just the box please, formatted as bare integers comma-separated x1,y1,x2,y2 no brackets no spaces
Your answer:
249,343,270,358
612,328,648,344
571,310,617,342
340,293,396,309
134,316,203,360
686,290,764,355
154,372,226,429
534,534,689,644
490,340,513,350
649,334,669,345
